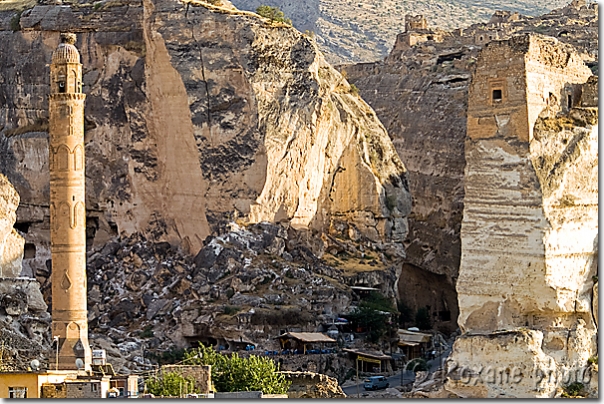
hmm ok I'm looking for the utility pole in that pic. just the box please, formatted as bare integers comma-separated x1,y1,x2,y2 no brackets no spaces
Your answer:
53,336,59,371
356,357,359,398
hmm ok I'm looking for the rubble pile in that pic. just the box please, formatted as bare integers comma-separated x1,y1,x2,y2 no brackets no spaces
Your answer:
82,221,401,374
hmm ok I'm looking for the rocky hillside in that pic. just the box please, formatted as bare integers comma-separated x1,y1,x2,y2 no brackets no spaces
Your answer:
0,0,412,373
0,174,49,372
340,0,597,330
229,0,576,64
83,221,402,374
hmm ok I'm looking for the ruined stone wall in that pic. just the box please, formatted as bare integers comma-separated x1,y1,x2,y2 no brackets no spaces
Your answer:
458,34,594,332
41,383,67,398
281,370,346,398
446,34,597,398
64,381,102,398
160,364,212,394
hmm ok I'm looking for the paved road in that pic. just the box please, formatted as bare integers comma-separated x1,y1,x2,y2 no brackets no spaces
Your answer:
342,372,414,397
342,348,452,397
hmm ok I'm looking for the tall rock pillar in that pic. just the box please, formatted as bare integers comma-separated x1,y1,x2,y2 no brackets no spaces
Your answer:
445,34,597,398
49,33,91,371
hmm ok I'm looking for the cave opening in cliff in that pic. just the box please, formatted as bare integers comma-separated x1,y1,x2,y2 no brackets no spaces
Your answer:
24,243,36,259
436,51,464,64
86,216,99,251
397,263,458,335
13,222,31,234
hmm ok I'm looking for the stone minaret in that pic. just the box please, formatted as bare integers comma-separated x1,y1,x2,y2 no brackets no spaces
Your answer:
49,33,92,371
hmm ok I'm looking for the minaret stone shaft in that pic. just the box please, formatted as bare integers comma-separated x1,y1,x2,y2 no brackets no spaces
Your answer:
49,33,91,371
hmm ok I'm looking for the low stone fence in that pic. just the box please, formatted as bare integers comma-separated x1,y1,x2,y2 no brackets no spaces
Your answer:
281,371,346,398
160,364,212,394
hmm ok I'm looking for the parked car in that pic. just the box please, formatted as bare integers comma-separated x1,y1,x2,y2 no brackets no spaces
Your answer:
364,376,389,391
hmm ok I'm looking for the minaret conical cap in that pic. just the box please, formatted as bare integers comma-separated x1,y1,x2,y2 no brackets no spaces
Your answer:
51,33,80,64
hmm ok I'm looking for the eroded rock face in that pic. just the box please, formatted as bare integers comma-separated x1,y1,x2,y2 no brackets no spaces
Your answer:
0,174,25,277
0,175,50,370
341,1,597,332
0,0,410,277
445,34,597,398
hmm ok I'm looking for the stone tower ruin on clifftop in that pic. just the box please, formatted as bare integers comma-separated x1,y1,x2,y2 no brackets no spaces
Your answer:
49,33,92,371
447,33,598,398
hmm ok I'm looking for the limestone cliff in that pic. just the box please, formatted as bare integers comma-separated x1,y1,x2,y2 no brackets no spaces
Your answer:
0,174,49,371
445,34,597,398
0,0,411,373
0,0,410,279
340,0,597,332
0,174,25,277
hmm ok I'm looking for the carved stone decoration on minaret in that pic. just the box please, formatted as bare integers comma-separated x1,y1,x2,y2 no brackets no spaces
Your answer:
49,32,92,371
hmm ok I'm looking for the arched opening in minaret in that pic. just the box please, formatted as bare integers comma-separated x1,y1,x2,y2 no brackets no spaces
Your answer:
58,81,66,93
71,70,77,93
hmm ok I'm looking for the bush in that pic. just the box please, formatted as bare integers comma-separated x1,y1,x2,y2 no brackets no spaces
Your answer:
184,344,291,394
223,305,240,315
256,5,292,25
385,194,397,212
406,358,428,372
147,346,186,365
10,11,22,32
562,382,586,398
140,325,154,338
146,372,199,397
349,83,359,95
397,301,414,326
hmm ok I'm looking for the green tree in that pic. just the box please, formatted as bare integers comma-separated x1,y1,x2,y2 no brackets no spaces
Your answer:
145,372,199,397
363,291,396,313
184,344,290,394
415,306,432,330
256,5,292,25
397,300,414,326
346,292,397,343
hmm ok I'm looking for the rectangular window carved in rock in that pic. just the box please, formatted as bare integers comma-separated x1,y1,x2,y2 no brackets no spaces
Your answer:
492,89,503,102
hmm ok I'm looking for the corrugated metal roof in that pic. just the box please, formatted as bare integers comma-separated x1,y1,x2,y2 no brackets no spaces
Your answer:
275,332,336,343
397,329,431,343
342,348,392,360
397,341,420,347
